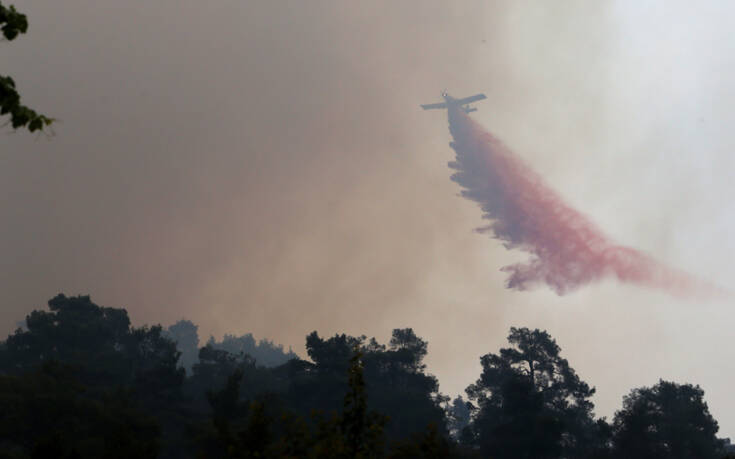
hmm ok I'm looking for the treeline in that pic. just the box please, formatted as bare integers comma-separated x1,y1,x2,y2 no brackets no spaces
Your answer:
0,294,732,458
163,320,298,374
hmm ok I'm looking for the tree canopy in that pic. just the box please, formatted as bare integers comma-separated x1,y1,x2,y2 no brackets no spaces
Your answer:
465,327,609,458
612,380,725,459
0,296,730,458
164,320,200,374
1,294,184,397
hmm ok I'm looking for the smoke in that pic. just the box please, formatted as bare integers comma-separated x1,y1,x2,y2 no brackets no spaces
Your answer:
447,106,720,297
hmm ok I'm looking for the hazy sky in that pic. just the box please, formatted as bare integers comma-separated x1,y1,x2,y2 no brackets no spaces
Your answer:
3,0,735,436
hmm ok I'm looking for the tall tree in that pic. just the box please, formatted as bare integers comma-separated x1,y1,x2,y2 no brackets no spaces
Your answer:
302,329,448,441
612,380,725,459
0,294,184,405
200,346,386,459
446,396,471,440
1,294,189,458
0,2,53,132
2,294,132,378
165,319,200,374
0,294,184,430
341,349,386,458
466,327,607,458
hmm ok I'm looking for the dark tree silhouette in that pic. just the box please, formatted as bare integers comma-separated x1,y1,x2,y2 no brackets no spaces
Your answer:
2,295,731,459
0,294,187,458
612,380,725,459
165,319,200,374
446,396,471,440
0,361,160,458
341,349,387,458
199,347,387,458
302,329,448,441
466,327,608,458
1,294,184,397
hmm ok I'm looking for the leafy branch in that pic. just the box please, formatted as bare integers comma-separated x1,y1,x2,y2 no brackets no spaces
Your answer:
0,2,54,133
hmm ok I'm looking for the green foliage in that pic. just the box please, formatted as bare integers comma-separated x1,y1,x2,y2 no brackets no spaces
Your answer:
0,294,186,458
0,361,159,458
466,327,606,458
341,348,386,458
1,294,184,396
0,3,26,40
612,380,725,459
0,2,53,133
2,295,731,458
301,329,448,441
3,294,132,378
190,330,452,456
200,347,387,458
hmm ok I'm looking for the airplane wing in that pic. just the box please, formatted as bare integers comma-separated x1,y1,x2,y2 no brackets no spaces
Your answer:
420,102,448,110
455,94,486,105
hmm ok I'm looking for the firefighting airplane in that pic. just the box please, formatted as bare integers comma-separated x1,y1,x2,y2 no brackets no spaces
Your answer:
420,91,486,113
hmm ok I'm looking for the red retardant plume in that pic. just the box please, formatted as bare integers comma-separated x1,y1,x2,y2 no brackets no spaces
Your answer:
447,106,720,297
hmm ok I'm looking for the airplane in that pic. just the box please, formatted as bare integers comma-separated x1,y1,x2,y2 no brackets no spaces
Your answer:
421,91,486,113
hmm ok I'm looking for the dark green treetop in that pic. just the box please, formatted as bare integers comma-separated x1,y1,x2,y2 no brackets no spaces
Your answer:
612,380,725,459
466,327,608,458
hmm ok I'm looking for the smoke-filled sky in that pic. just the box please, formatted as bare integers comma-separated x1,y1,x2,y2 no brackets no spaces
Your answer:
3,0,735,436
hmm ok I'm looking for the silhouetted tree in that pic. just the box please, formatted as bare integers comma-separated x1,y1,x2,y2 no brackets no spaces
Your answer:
447,396,471,440
341,348,387,458
0,294,188,458
0,361,159,458
165,319,200,374
191,328,448,451
306,331,364,373
128,324,185,406
302,329,448,441
1,294,184,397
612,380,725,459
466,327,607,458
367,329,449,440
200,346,386,458
8,294,731,459
2,294,131,377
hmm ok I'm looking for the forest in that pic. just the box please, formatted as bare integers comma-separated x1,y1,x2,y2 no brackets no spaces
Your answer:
0,294,732,459
4,3,735,458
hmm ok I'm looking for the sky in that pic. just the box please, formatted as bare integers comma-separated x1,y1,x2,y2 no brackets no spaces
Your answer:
2,0,735,436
